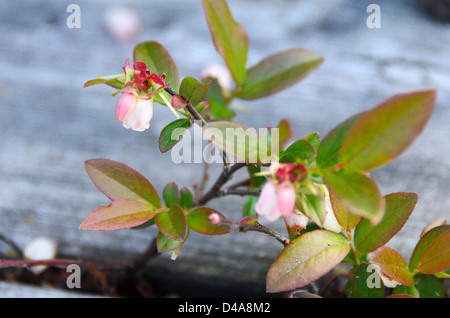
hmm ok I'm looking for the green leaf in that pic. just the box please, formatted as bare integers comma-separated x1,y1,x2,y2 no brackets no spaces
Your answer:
163,182,180,207
416,274,445,298
133,41,180,90
85,159,161,209
202,121,271,164
179,187,194,209
202,0,248,85
417,229,450,274
338,90,437,171
236,48,323,100
154,205,187,241
242,195,258,219
179,77,210,107
329,191,360,232
79,199,157,230
280,139,316,163
392,284,420,298
209,100,236,120
370,246,415,287
303,132,320,152
83,77,124,90
158,118,191,153
247,165,266,189
354,192,418,253
323,171,384,224
156,230,187,253
351,263,385,298
409,225,450,272
266,230,350,293
296,192,326,228
187,207,231,235
316,114,361,169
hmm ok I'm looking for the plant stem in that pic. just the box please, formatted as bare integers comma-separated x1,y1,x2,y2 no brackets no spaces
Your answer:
164,87,206,126
215,216,289,247
195,162,247,206
218,189,261,197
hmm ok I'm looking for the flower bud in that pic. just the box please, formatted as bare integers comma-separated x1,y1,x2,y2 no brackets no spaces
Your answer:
286,209,309,235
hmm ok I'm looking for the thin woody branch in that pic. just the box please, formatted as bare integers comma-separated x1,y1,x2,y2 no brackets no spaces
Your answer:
218,189,261,197
195,162,247,206
210,214,289,247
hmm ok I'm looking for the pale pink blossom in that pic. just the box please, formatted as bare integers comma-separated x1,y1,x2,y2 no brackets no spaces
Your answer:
121,97,154,131
277,183,296,217
255,182,296,222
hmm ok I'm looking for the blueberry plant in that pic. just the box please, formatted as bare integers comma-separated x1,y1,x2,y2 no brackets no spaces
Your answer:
81,0,449,297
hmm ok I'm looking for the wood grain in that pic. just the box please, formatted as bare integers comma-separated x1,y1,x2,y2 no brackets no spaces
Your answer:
0,0,449,297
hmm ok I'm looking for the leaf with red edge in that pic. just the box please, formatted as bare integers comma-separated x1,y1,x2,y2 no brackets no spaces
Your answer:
156,230,188,253
202,0,248,85
154,205,187,242
338,90,437,171
316,114,361,169
409,225,450,272
202,121,271,164
187,207,231,235
133,41,180,90
324,170,385,224
179,77,210,107
237,48,324,100
266,230,350,293
370,246,414,287
79,199,157,230
85,159,161,209
354,192,417,253
83,77,124,90
330,191,360,232
417,229,450,274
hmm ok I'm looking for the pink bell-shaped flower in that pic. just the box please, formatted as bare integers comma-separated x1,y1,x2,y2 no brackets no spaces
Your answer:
116,92,154,131
277,183,296,217
255,182,296,222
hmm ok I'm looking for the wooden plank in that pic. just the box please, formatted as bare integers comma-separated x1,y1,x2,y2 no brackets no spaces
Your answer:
0,0,449,297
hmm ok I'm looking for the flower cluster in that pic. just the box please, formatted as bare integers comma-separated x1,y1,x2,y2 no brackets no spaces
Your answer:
255,162,306,222
255,161,343,234
116,59,169,131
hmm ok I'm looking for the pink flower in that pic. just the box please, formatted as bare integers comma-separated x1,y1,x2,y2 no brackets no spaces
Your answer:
116,92,153,131
255,182,296,222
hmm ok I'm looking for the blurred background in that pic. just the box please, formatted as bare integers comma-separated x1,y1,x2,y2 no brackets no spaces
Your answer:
0,0,449,297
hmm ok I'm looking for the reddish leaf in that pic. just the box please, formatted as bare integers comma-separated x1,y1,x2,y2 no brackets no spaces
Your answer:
370,246,414,287
202,0,248,85
330,191,360,232
266,230,350,293
85,159,161,209
237,48,323,100
79,199,157,231
409,225,450,272
354,193,417,253
417,229,450,274
339,90,436,171
202,121,272,164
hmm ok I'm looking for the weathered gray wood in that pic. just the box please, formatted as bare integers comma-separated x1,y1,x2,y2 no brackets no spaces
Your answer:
0,0,449,297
